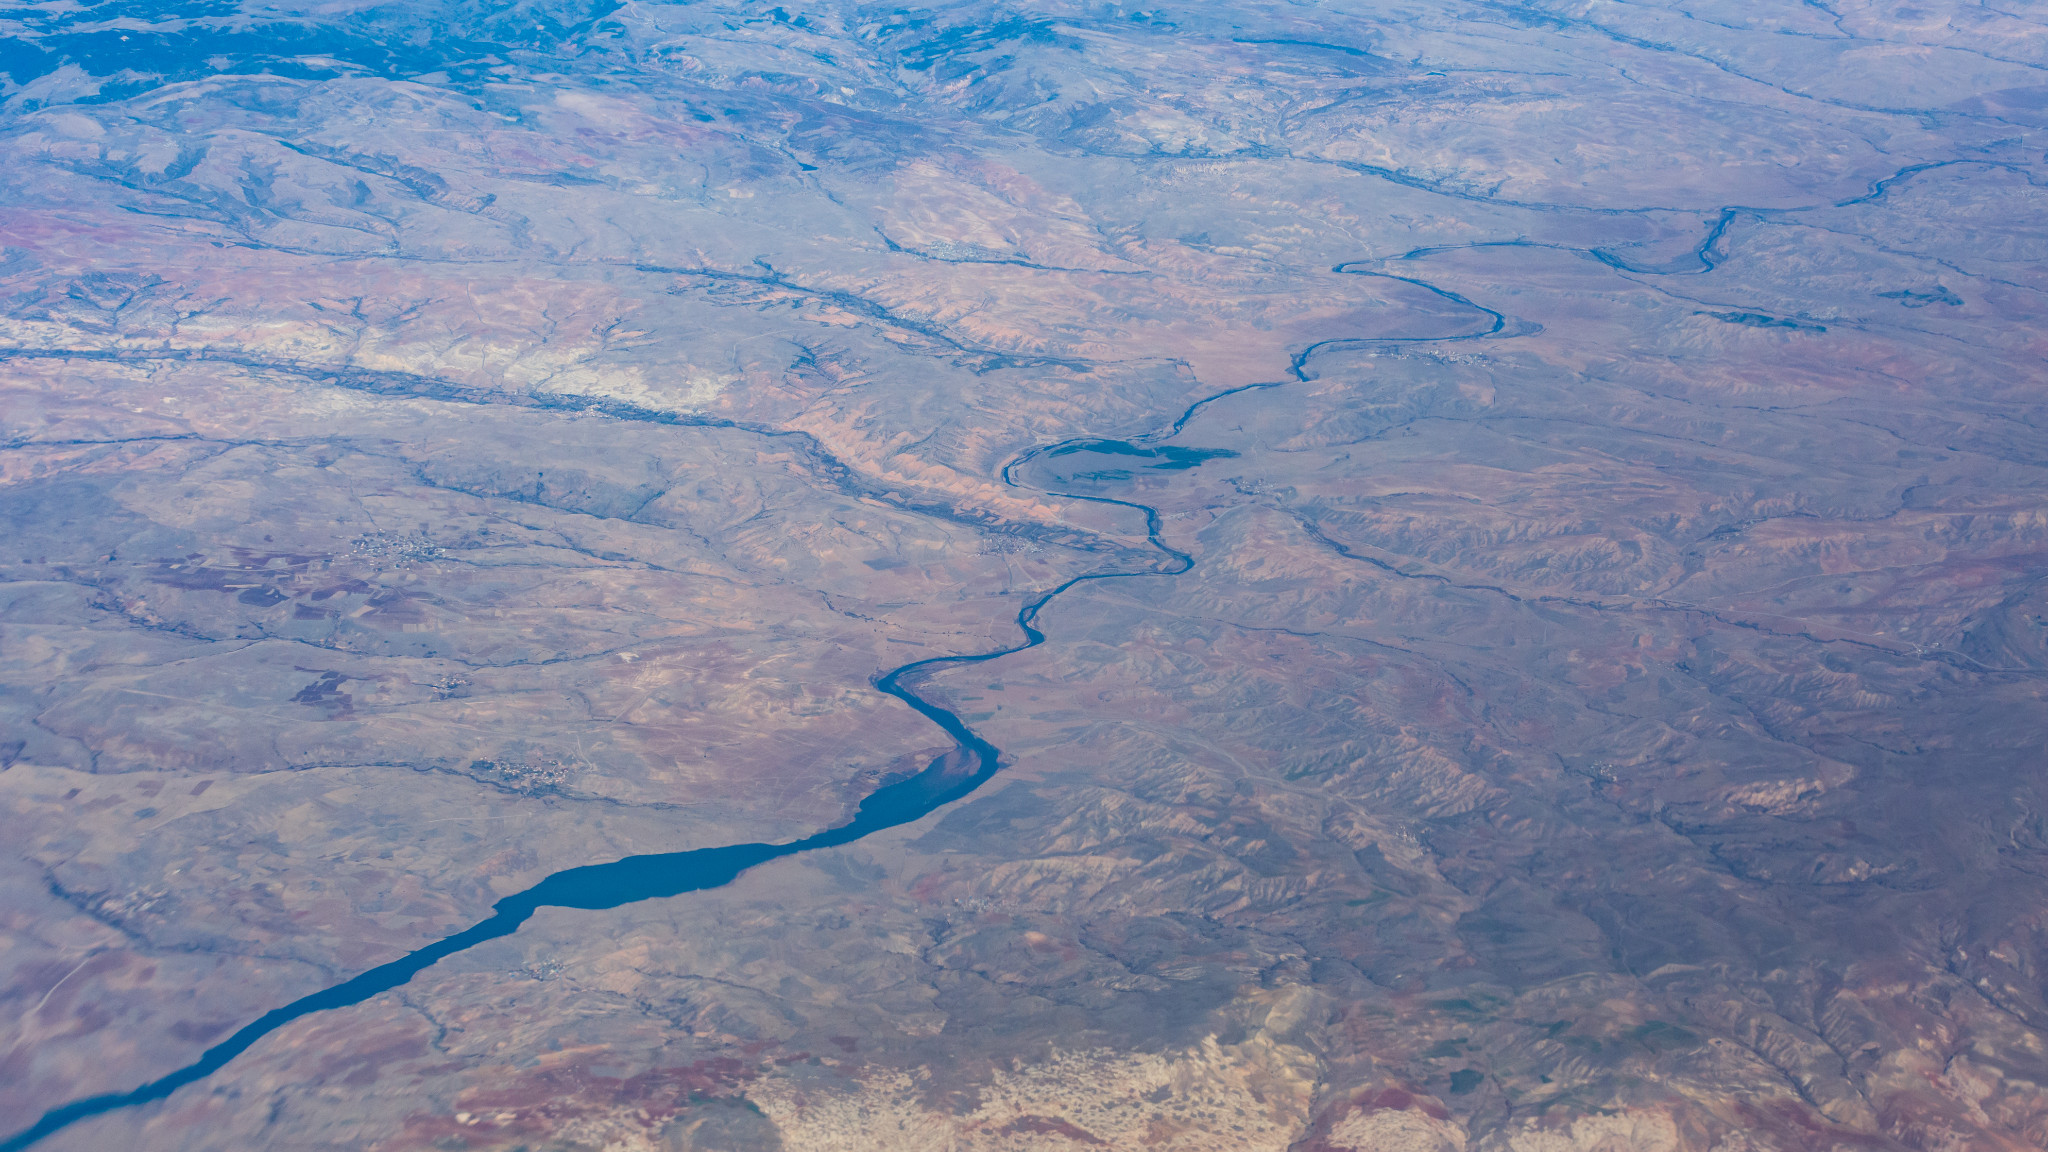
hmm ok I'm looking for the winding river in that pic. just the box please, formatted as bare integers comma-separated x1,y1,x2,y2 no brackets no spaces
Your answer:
2,269,1509,1152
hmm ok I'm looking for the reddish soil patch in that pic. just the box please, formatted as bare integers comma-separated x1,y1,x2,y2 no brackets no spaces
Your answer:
395,1056,761,1150
995,1115,1108,1145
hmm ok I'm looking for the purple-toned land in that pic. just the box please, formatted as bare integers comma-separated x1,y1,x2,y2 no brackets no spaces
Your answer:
3,1,2047,1149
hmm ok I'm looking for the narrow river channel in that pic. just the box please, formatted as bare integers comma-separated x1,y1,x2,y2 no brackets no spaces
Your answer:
3,276,1509,1152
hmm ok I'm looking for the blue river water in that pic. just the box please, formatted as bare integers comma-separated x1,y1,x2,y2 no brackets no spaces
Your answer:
0,436,1206,1152
1,260,1511,1151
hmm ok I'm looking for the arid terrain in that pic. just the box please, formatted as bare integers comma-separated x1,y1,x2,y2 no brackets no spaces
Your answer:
3,1,2048,1149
